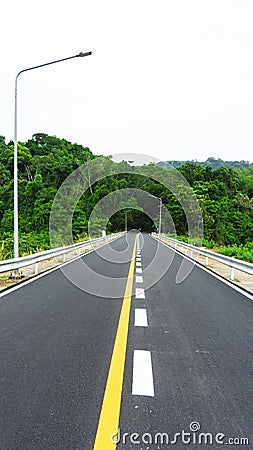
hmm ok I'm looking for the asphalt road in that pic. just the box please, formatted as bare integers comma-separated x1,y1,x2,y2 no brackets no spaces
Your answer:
0,233,253,449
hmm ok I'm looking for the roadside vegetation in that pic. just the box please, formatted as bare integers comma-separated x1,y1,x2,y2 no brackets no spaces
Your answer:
0,133,252,261
172,236,253,263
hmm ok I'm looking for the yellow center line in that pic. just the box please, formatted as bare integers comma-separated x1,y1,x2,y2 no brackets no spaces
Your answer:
93,234,138,450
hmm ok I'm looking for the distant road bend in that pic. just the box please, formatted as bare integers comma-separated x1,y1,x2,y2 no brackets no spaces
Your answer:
0,232,253,449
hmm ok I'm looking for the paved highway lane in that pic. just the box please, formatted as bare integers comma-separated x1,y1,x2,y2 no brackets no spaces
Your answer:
0,234,136,450
1,232,253,449
119,233,253,449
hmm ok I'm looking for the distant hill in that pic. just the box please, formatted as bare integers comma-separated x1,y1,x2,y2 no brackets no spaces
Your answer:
157,157,253,170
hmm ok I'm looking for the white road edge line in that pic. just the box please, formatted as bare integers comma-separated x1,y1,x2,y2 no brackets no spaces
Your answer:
134,308,148,327
135,288,145,299
151,235,253,302
132,350,154,396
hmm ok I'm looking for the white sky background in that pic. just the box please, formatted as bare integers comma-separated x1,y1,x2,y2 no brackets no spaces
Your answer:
1,0,253,162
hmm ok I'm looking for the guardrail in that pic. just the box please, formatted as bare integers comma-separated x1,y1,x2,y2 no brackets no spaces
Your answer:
152,234,253,280
0,233,125,276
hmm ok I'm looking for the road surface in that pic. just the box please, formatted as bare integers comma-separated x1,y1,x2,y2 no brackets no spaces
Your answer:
0,233,252,449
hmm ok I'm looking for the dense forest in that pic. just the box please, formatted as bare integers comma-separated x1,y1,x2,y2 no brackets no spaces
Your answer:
158,157,253,170
0,133,253,261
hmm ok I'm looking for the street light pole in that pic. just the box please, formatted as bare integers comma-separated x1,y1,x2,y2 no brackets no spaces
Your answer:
13,51,92,260
125,210,128,232
158,197,162,236
148,194,162,235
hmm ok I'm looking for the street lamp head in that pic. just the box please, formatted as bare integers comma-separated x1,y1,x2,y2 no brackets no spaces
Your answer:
148,193,161,200
78,51,92,57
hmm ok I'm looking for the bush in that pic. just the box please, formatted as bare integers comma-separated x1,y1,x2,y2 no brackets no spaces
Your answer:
218,244,253,263
165,234,253,263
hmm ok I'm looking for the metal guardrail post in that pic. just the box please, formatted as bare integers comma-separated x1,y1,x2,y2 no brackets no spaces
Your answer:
151,233,253,277
230,257,235,281
0,233,125,276
34,262,39,275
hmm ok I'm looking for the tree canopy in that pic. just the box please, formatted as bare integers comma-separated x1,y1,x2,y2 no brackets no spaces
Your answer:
0,133,252,260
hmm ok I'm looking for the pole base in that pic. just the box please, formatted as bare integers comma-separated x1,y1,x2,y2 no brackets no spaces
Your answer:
9,270,25,279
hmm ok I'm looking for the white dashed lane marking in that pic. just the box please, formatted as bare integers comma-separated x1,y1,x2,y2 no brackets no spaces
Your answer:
133,236,155,398
135,288,145,299
136,276,143,283
134,308,148,327
132,350,154,397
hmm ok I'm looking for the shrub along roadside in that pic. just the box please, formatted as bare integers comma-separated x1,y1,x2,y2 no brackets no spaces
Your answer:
0,231,89,261
168,235,253,263
1,133,252,259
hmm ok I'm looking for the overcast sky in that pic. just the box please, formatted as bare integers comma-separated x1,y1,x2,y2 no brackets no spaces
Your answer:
1,0,253,162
